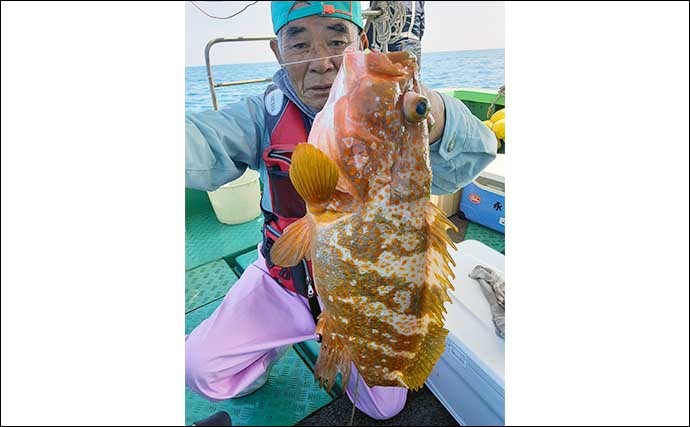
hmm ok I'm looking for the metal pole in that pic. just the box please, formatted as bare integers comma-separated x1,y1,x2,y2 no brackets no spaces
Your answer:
216,78,273,88
204,36,276,110
362,9,382,17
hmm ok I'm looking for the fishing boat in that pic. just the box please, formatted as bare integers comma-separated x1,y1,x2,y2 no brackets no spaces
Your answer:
185,8,505,426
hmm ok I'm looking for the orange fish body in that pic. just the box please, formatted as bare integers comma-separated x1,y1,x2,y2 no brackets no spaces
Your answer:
271,48,457,392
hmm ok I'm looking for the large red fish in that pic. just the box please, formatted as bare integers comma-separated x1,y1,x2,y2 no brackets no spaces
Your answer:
271,47,457,391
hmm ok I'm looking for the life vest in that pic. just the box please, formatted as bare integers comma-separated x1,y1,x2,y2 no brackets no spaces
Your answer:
261,84,321,326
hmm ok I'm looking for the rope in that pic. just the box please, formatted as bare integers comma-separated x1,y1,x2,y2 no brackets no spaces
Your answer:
486,85,505,119
190,1,259,20
365,1,407,53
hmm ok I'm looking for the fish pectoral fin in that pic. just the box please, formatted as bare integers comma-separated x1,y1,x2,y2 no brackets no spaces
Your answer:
270,216,314,267
289,143,339,208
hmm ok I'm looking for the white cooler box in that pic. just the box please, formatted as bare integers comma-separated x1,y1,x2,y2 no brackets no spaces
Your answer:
425,240,505,426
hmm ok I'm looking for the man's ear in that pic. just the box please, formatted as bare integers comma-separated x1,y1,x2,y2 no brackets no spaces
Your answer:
270,38,282,64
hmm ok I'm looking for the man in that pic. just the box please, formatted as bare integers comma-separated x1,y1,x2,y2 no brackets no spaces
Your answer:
185,1,497,420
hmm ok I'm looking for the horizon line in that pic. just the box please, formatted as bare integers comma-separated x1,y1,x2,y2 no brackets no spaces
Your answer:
186,47,504,68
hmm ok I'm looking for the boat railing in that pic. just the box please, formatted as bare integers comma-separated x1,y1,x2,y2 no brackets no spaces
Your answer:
204,36,275,111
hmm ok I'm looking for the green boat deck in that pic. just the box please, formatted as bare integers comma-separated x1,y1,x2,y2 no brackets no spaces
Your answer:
185,88,505,426
185,187,345,426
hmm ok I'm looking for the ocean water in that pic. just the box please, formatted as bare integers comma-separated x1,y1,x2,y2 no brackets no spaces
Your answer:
185,49,504,113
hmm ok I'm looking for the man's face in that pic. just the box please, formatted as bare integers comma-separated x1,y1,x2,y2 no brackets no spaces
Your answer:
271,14,362,111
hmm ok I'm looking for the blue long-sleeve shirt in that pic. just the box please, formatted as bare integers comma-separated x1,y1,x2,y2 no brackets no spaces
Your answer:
186,71,497,213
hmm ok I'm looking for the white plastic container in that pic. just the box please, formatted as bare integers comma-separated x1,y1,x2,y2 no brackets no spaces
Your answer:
425,239,505,426
207,169,262,225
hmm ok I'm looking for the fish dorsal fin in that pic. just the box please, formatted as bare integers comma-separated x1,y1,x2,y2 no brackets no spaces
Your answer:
424,201,459,319
399,202,459,390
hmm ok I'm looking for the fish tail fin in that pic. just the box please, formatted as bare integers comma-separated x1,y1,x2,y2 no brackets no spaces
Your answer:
314,313,353,393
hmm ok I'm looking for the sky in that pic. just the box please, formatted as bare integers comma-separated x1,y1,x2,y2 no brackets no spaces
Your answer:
186,1,505,67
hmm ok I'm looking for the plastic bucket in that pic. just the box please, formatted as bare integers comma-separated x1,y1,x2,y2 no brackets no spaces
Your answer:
207,169,262,225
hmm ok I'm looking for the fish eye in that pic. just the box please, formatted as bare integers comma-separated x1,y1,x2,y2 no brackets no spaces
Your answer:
415,100,428,116
403,92,430,122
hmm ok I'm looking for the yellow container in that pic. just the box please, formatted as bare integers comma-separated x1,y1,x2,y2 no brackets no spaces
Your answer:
207,169,262,225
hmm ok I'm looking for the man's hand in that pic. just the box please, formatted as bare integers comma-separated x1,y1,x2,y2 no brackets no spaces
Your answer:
421,84,446,144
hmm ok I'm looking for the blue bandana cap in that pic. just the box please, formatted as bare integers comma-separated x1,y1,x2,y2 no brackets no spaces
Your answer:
271,1,364,34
